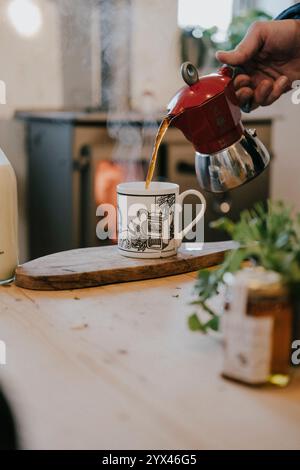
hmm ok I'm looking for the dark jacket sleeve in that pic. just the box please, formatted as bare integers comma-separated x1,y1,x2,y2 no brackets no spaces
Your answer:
276,2,300,20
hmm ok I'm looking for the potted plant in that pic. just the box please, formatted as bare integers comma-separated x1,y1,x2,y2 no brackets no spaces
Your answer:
189,201,300,341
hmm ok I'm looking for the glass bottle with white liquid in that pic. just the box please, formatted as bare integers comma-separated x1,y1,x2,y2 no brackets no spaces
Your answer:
0,148,18,284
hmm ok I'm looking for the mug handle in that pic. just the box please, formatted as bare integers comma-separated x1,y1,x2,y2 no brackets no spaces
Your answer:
176,189,206,246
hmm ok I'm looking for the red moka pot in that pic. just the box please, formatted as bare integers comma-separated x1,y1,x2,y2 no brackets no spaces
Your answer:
167,63,270,193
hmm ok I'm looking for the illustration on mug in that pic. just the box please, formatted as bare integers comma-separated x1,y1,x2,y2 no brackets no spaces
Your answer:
118,194,175,252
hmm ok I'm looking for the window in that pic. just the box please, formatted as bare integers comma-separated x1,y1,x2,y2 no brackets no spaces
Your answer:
178,0,234,40
7,0,42,37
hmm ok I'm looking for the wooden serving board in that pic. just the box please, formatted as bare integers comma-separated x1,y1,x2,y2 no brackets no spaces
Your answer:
15,241,236,291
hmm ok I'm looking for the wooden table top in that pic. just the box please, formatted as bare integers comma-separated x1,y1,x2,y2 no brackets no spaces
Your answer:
0,273,299,450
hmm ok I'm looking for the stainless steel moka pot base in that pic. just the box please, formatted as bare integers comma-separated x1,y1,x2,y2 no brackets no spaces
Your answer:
195,128,270,193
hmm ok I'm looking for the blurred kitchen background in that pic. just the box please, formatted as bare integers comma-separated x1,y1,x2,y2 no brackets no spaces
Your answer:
0,0,299,262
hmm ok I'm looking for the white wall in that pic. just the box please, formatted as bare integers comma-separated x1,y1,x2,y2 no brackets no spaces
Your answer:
270,93,300,210
130,0,182,112
253,1,300,210
57,0,100,109
0,0,63,118
249,93,300,212
0,0,63,262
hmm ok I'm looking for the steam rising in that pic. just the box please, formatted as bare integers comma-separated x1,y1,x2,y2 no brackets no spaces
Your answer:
57,0,159,179
99,0,158,180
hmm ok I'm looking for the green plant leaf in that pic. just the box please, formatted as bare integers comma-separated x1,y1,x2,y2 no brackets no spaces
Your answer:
191,200,300,335
204,315,220,332
188,313,220,333
188,313,205,332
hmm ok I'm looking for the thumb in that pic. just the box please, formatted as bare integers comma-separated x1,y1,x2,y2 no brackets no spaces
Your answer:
216,21,266,66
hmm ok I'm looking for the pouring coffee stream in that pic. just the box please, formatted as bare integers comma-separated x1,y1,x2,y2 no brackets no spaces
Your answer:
145,62,270,193
145,116,171,189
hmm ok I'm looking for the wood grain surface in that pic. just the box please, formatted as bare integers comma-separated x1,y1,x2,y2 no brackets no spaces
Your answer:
1,272,299,449
15,241,236,291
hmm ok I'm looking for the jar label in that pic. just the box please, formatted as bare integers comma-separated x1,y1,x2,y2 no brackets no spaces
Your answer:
221,315,273,384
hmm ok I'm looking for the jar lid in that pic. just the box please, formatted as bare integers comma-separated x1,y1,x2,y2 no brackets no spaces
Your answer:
225,267,287,298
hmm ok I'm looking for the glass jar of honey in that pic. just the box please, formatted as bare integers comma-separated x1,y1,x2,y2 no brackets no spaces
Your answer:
221,268,292,386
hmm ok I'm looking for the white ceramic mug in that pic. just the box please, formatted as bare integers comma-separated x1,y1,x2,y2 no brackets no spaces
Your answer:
117,182,206,258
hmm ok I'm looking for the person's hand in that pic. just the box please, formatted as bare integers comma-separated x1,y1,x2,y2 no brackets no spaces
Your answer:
216,19,300,110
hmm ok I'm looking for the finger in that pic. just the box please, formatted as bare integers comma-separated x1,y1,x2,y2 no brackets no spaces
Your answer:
216,21,266,66
234,74,251,90
254,79,273,105
263,75,289,106
236,88,259,111
236,87,254,106
255,64,281,80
